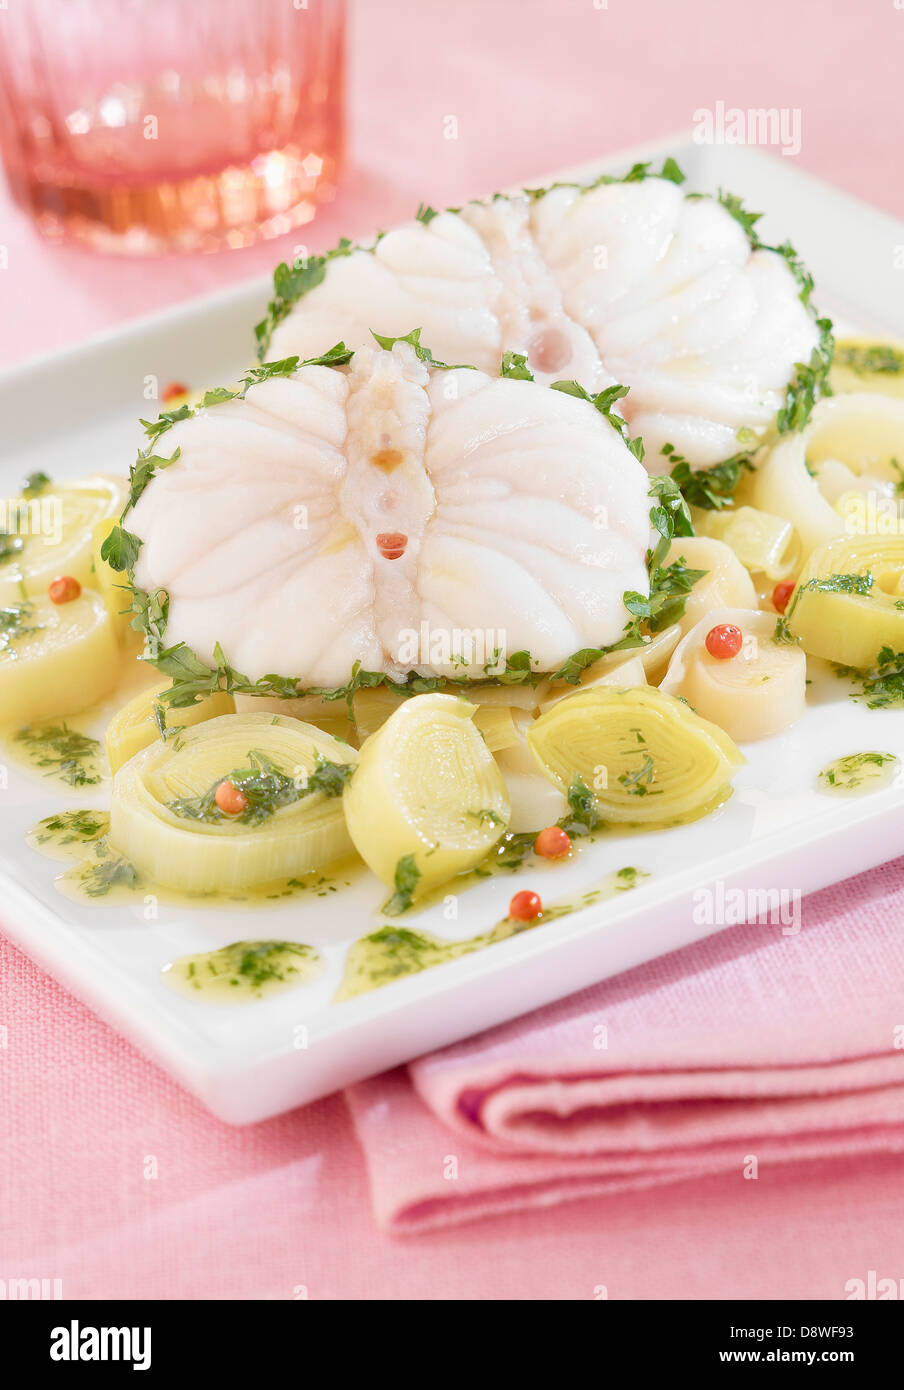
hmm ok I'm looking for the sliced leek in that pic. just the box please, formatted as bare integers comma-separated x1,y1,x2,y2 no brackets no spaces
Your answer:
753,394,904,558
527,685,744,826
494,710,569,832
538,652,646,714
104,677,236,774
0,590,119,724
456,682,539,710
470,703,521,752
341,692,510,904
535,626,678,710
350,686,406,740
785,536,904,667
234,691,356,745
697,506,800,582
636,624,684,683
660,608,807,742
0,475,127,604
110,712,357,893
664,537,757,635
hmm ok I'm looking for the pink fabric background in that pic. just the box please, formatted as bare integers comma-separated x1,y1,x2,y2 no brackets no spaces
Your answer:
2,0,903,1298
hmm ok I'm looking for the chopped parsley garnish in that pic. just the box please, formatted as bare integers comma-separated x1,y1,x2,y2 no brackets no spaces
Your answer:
382,854,421,916
34,809,109,845
615,865,647,890
303,758,355,798
485,831,538,871
0,531,24,565
777,316,835,434
559,775,601,835
664,443,754,510
775,571,874,646
621,474,704,636
168,749,353,827
100,524,142,573
78,840,140,897
0,601,41,653
369,327,477,371
618,753,660,797
818,752,897,790
550,380,645,463
189,940,318,992
499,350,534,380
255,241,357,355
845,647,904,709
22,470,51,496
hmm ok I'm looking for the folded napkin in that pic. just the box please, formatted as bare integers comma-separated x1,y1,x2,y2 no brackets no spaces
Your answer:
346,855,904,1232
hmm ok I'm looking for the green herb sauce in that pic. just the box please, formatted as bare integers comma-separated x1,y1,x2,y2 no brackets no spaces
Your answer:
56,836,140,900
336,866,649,1001
162,939,322,1003
11,723,105,787
28,809,110,859
0,602,43,656
28,810,359,907
817,751,898,795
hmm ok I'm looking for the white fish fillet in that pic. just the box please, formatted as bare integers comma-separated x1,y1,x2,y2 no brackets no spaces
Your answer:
269,178,819,468
130,344,651,688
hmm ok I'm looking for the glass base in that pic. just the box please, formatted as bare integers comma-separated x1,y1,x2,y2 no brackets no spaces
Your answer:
12,145,342,257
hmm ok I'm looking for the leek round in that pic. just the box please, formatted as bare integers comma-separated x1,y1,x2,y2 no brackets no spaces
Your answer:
660,607,807,742
664,536,757,635
0,590,119,724
527,685,744,826
470,703,522,752
110,712,357,893
535,625,679,710
697,506,800,581
538,653,646,714
786,535,904,667
104,677,236,774
0,475,127,604
341,692,510,902
494,710,569,832
753,394,904,558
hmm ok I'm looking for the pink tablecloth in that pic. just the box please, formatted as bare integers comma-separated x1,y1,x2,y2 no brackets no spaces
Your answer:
2,0,903,1299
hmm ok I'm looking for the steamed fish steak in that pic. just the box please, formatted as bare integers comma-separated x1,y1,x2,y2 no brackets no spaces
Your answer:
267,174,820,469
128,342,651,690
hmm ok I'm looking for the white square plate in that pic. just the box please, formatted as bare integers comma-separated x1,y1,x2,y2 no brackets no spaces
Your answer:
2,134,903,1123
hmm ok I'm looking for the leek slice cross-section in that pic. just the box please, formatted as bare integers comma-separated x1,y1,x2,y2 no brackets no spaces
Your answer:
0,474,127,604
105,677,236,774
697,507,800,582
663,536,757,635
110,712,357,893
0,590,119,724
786,536,904,668
661,607,807,742
527,685,744,827
342,692,511,905
753,394,904,560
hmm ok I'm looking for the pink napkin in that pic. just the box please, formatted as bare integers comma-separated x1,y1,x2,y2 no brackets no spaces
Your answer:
346,855,904,1232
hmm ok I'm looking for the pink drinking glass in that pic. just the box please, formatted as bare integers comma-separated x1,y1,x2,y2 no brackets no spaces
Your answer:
0,0,346,255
